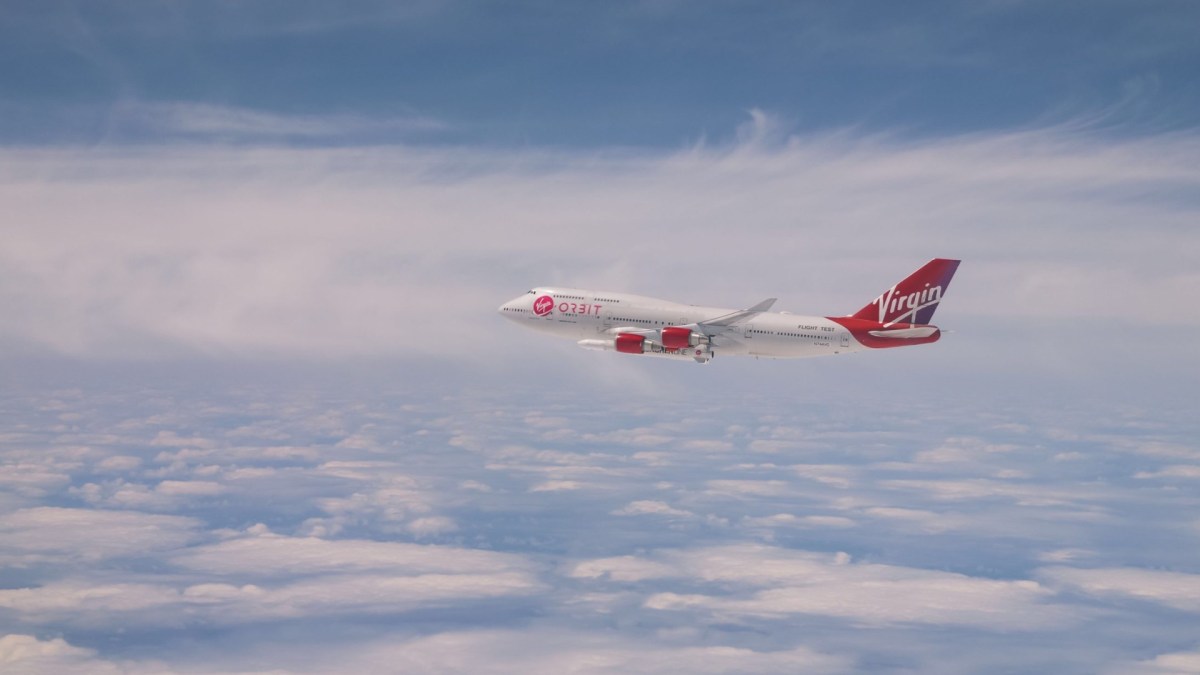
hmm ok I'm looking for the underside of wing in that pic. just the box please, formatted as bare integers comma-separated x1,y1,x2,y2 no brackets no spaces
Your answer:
709,333,745,348
605,326,658,337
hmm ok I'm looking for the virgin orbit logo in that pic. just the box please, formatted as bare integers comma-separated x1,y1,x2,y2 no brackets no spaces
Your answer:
533,295,555,316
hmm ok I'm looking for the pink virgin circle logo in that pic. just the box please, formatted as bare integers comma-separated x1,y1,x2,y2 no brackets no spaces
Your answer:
533,295,555,316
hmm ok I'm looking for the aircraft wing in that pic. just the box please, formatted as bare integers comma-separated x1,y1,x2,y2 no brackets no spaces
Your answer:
698,298,776,331
605,298,776,347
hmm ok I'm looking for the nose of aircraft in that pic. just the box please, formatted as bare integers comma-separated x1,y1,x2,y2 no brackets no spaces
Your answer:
497,296,521,318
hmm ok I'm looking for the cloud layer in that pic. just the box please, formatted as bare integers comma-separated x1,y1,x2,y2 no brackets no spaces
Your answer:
3,117,1198,383
1,378,1198,673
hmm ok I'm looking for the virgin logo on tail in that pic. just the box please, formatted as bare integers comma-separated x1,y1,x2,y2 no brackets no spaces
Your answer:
533,295,555,316
872,283,944,323
851,258,960,326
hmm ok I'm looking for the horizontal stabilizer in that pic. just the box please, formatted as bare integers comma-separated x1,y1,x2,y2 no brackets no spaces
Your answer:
867,326,939,339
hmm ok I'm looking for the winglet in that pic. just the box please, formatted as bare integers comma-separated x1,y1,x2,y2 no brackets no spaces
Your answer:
700,298,777,328
747,298,777,313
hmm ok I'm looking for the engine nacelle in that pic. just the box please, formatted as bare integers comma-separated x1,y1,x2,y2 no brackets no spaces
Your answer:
614,333,646,354
578,337,712,363
661,326,701,350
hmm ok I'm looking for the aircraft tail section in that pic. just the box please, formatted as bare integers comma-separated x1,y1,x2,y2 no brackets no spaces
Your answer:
850,258,960,325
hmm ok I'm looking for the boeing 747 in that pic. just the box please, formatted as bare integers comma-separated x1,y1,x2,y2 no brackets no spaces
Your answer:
498,258,960,364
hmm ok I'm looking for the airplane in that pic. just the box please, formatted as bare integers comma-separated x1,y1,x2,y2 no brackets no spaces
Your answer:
498,258,960,364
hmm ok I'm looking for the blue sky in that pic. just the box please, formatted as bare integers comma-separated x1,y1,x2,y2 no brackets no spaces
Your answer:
3,2,1200,673
4,1,1200,146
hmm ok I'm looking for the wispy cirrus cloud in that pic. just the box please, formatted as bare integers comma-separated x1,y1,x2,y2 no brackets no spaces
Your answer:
2,114,1197,391
109,101,446,142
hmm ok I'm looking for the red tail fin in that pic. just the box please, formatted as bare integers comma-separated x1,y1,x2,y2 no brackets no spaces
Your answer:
850,258,960,325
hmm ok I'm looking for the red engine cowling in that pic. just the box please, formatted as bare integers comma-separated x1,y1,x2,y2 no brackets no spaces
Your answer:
661,326,697,350
614,333,646,354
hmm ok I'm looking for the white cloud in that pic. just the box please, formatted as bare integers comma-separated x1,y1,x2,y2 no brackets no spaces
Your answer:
1135,465,1200,479
96,455,142,472
255,460,456,537
523,413,570,429
679,439,734,453
529,480,582,492
577,544,1076,630
71,479,229,510
169,532,533,578
0,532,543,627
747,440,802,454
155,480,228,496
860,506,970,534
0,573,542,627
581,428,675,447
160,628,848,675
0,462,71,497
0,507,200,565
612,500,693,517
2,125,1197,366
912,437,1019,464
115,101,444,141
1110,440,1200,461
315,483,433,521
0,634,150,675
316,460,417,482
791,464,855,488
0,581,184,619
1108,648,1200,675
1039,566,1200,612
879,478,1108,509
406,516,458,537
459,479,491,492
208,572,537,620
569,555,678,582
705,480,793,497
1037,548,1096,563
741,513,856,529
150,430,217,449
318,629,850,675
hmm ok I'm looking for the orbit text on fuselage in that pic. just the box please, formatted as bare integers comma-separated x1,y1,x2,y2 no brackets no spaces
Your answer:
558,302,602,315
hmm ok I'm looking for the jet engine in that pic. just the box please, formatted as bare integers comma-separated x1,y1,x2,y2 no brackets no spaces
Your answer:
614,333,646,354
577,336,712,364
661,326,703,350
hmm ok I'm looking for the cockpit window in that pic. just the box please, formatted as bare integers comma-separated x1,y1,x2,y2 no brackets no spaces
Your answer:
527,290,535,294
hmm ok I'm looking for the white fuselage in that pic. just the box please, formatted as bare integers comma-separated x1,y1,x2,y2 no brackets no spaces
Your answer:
498,287,861,361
